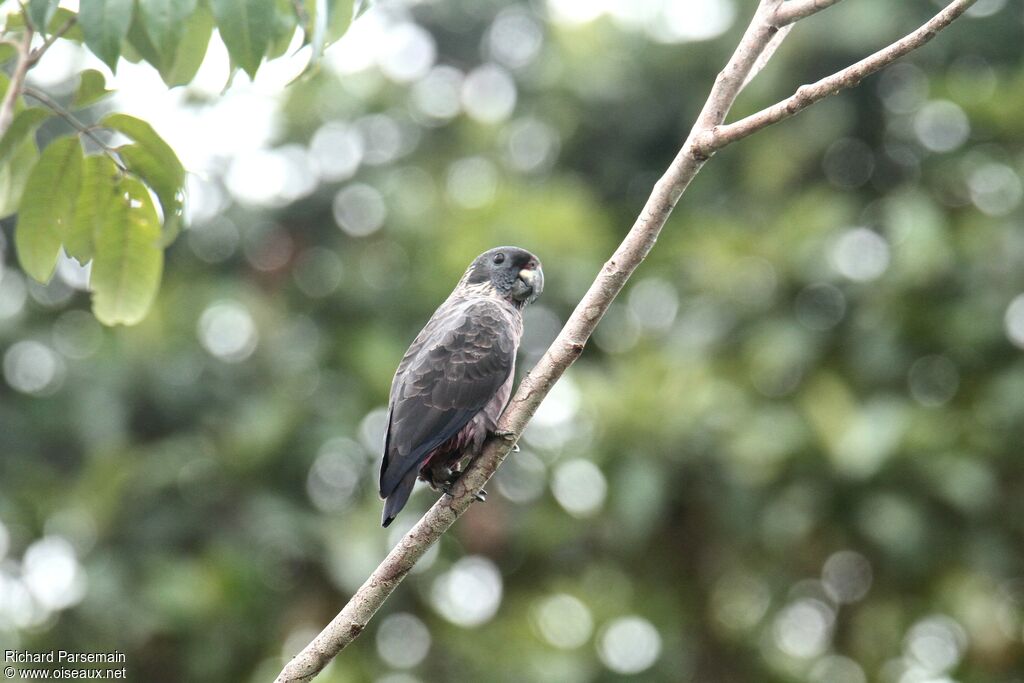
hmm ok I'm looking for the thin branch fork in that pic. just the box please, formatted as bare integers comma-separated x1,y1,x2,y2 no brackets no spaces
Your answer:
27,16,77,66
276,1,978,681
697,0,979,156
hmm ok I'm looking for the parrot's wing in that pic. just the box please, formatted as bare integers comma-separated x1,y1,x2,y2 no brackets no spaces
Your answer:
379,299,517,499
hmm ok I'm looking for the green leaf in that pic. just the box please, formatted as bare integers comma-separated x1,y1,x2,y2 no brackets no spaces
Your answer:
91,175,164,325
27,0,57,33
325,0,361,47
126,8,161,66
79,0,134,71
210,0,275,79
0,108,50,165
67,155,121,263
289,0,357,81
48,8,85,42
14,136,84,283
101,113,186,242
118,143,185,244
0,43,15,65
161,5,214,87
130,2,213,86
3,13,27,31
73,69,113,108
0,134,38,219
139,0,197,69
265,0,298,61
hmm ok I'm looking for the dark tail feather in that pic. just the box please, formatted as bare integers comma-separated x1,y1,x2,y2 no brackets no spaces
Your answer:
381,471,417,527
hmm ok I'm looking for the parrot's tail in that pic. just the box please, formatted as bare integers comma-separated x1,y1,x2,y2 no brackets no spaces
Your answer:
381,471,417,527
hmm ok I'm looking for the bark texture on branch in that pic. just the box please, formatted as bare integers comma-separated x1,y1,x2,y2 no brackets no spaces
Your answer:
775,0,843,25
276,1,977,680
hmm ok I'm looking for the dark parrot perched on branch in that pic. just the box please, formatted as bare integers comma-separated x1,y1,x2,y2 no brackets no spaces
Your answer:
378,246,544,527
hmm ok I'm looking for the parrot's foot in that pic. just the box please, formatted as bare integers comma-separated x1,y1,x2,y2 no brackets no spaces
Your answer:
493,430,520,451
438,483,486,503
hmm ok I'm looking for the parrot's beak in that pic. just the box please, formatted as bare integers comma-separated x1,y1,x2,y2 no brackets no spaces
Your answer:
512,267,543,303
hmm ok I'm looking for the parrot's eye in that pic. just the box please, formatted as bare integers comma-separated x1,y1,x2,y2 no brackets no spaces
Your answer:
493,253,505,264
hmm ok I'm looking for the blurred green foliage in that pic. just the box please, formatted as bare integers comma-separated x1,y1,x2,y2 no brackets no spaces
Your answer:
2,0,1023,682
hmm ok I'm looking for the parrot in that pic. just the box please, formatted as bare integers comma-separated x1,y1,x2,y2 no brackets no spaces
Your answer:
378,246,544,527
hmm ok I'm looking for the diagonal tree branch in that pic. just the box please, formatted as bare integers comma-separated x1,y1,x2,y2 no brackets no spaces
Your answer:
0,12,77,138
0,24,33,138
276,1,977,680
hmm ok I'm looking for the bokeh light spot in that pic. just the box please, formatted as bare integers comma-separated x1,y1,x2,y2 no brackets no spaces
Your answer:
52,310,103,360
376,612,431,668
830,227,890,282
461,64,517,124
376,23,436,83
307,438,364,513
197,301,258,363
0,270,28,321
533,594,593,649
904,615,967,674
823,137,875,189
552,459,607,518
3,340,64,396
809,655,866,683
334,183,387,236
487,9,544,69
431,556,503,627
710,571,771,635
411,66,464,123
821,550,872,604
908,355,959,407
1003,294,1024,349
310,122,364,182
914,100,970,153
877,63,929,114
447,157,499,209
495,449,547,504
597,616,662,674
502,117,560,174
23,536,86,611
967,163,1022,217
795,283,846,331
294,247,344,298
772,598,835,659
628,277,679,334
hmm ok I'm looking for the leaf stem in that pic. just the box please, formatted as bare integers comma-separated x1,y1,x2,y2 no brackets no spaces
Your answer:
27,16,77,66
22,86,127,172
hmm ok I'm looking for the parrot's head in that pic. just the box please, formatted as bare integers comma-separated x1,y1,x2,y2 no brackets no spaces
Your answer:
465,246,544,307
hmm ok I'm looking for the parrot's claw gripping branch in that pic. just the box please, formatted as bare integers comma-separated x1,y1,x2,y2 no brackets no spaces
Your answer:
493,429,521,452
